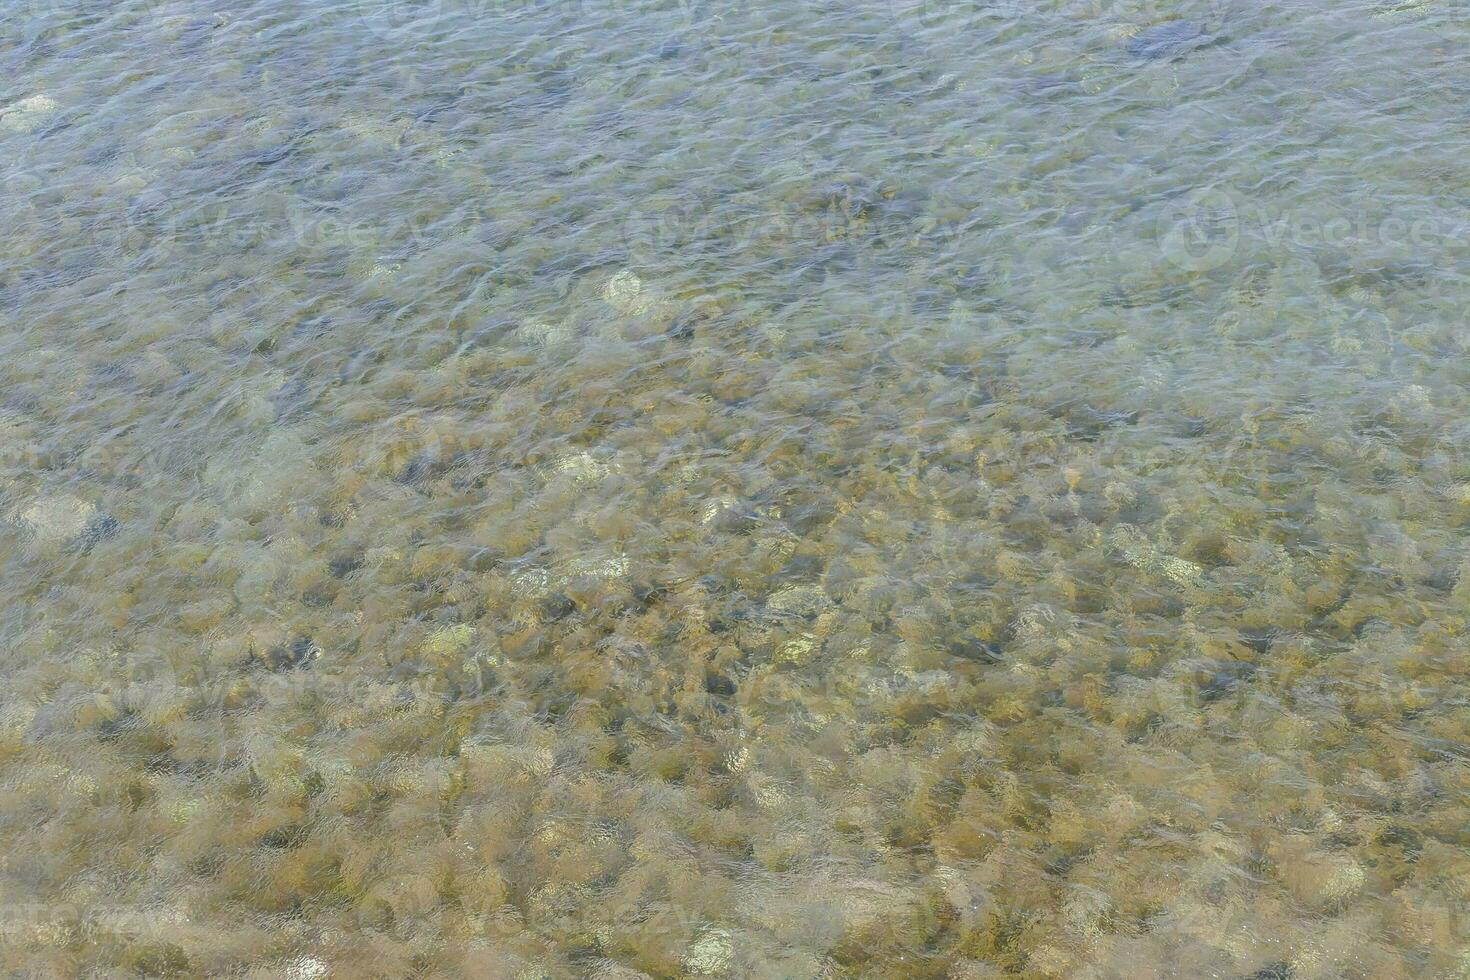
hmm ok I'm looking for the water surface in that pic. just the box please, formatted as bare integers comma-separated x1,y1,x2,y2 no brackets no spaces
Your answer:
3,0,1470,976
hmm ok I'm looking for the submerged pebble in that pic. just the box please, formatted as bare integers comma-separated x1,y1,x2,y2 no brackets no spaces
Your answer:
0,94,59,134
764,584,831,618
8,494,109,551
600,269,658,315
682,928,735,975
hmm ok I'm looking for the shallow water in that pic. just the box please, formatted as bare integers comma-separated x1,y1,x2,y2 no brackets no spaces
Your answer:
3,0,1470,976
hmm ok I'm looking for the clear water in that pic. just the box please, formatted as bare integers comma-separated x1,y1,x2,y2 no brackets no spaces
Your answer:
3,0,1469,975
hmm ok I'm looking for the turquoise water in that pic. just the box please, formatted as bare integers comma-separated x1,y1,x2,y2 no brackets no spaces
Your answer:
3,0,1470,976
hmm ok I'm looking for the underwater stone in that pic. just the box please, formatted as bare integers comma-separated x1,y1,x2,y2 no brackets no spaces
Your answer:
549,451,610,484
775,634,820,664
1196,659,1257,702
682,928,734,975
81,513,120,545
0,94,59,133
265,635,321,671
600,269,656,315
9,494,104,550
949,635,1003,663
705,671,737,697
568,553,629,581
764,585,831,619
285,957,330,980
517,319,574,350
1239,627,1278,655
1276,844,1367,909
1112,525,1205,587
423,623,476,657
540,592,577,621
